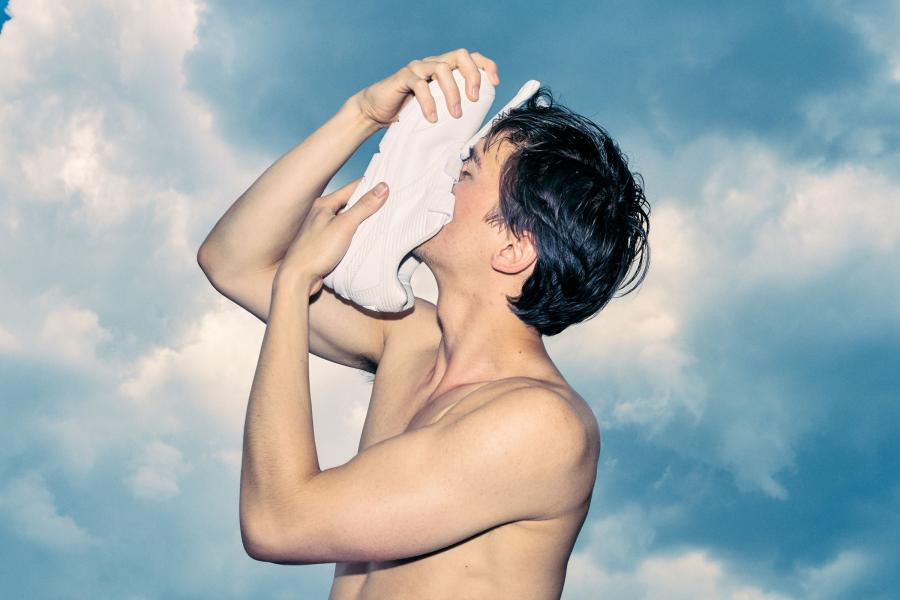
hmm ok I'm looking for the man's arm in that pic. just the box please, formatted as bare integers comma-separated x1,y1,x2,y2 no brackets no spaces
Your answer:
201,261,417,373
239,273,593,563
197,96,405,372
244,385,593,565
198,95,381,276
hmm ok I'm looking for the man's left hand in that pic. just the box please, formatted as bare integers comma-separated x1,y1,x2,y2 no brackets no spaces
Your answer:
275,178,389,296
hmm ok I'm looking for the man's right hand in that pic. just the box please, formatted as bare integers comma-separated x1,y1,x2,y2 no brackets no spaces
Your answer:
350,48,501,129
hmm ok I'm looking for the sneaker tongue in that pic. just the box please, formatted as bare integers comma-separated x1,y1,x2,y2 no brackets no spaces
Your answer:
460,79,542,159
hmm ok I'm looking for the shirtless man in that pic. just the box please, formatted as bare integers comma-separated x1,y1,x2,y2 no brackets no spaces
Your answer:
197,48,650,599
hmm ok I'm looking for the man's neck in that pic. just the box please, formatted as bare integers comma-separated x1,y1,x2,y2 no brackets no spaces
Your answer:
427,286,555,397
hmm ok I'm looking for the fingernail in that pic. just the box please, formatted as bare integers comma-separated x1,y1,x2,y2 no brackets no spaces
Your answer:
430,110,438,122
452,102,461,117
374,182,388,197
471,86,479,100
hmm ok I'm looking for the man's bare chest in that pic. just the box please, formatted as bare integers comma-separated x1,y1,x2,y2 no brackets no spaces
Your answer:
356,347,496,453
356,336,583,453
336,339,594,598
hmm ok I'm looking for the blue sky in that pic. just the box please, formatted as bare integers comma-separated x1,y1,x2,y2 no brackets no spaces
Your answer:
1,1,898,598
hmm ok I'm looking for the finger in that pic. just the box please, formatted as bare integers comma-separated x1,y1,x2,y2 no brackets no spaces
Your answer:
325,177,363,201
425,60,462,118
321,176,363,212
405,60,438,122
339,182,389,224
452,49,482,102
422,49,480,102
470,51,500,85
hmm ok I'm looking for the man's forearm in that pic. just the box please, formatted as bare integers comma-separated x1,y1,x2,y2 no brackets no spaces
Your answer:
199,95,383,276
239,275,319,537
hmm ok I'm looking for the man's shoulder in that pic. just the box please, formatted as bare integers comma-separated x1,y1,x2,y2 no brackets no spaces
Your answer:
485,376,590,417
453,377,599,516
476,377,601,461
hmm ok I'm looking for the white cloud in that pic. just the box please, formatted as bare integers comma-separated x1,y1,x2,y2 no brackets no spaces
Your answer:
564,547,794,600
742,164,900,288
564,503,794,599
564,551,642,599
825,0,900,81
545,200,710,434
0,0,73,90
0,8,377,592
688,137,900,301
639,551,794,600
119,296,374,468
548,134,900,498
717,420,795,500
0,0,260,241
0,0,894,597
55,108,138,227
581,502,680,571
118,296,263,438
0,321,18,352
798,549,873,600
39,303,113,366
0,7,288,593
0,0,375,499
564,505,875,599
125,440,192,501
0,286,114,372
0,470,101,552
799,1,900,163
213,448,242,472
34,416,100,476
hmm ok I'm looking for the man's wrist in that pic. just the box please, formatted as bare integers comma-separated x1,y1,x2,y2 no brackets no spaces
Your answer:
340,93,385,138
273,267,318,298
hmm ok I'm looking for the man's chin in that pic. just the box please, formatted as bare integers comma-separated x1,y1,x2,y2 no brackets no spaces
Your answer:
412,236,433,263
411,245,428,264
414,224,451,266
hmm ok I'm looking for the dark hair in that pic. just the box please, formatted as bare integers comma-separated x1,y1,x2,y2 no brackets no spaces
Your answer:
482,87,650,337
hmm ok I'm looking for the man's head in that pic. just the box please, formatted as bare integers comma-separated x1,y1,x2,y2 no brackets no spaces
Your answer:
415,86,650,337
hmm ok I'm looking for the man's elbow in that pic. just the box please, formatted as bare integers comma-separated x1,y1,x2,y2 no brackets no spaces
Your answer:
240,512,318,565
196,243,234,292
196,242,219,277
240,514,283,562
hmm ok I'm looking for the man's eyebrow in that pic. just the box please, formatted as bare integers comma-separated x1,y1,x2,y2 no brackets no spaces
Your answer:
469,144,483,170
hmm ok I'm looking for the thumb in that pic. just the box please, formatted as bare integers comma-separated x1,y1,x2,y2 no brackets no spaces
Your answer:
371,182,389,202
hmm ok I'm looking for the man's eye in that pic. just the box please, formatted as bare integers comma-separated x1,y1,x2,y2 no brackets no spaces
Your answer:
459,169,471,178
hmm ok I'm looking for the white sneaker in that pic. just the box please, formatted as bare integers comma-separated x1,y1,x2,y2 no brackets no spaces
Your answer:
323,69,541,312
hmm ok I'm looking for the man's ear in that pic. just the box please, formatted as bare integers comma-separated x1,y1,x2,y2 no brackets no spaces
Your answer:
491,230,537,275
